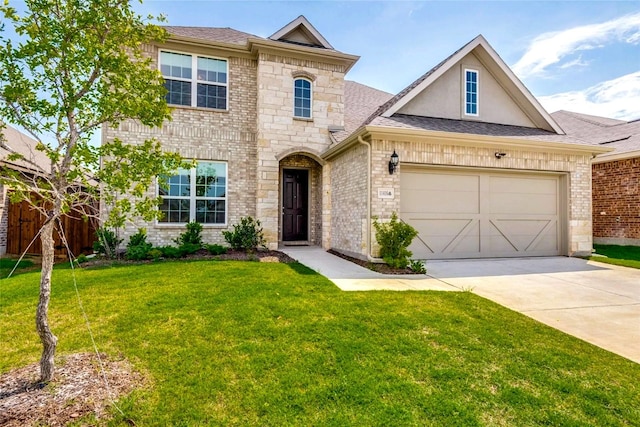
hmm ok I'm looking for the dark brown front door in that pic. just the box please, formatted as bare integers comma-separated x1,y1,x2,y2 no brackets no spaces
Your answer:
282,169,308,241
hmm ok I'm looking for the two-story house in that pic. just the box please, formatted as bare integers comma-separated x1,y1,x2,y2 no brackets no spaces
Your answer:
106,16,608,260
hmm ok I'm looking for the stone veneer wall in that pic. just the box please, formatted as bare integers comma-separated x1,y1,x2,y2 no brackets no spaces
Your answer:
329,138,595,258
0,183,7,255
256,53,346,248
280,154,323,245
103,44,258,247
592,157,640,246
329,143,369,257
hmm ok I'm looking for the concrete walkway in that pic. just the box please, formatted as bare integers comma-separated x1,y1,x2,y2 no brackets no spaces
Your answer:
280,246,458,291
281,247,640,364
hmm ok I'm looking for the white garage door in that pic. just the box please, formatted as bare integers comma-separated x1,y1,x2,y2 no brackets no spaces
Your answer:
400,168,563,259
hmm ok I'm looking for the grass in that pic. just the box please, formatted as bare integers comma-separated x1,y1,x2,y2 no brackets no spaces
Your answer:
591,244,640,269
1,260,639,426
0,257,35,278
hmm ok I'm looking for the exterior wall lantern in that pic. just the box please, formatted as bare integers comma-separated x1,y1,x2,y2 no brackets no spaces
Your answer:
389,150,399,174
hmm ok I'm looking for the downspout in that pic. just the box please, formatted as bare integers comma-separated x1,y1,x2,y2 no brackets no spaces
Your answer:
358,136,372,259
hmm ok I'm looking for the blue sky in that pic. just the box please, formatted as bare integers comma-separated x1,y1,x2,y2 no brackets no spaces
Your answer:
135,0,640,120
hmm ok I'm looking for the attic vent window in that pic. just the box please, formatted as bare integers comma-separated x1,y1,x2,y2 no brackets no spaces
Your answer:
464,69,478,116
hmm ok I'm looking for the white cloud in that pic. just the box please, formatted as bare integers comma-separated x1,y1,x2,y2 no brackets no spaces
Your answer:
539,71,640,120
513,12,640,78
558,55,589,70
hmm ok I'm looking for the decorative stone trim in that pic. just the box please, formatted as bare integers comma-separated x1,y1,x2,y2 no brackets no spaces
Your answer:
259,53,347,73
291,70,317,81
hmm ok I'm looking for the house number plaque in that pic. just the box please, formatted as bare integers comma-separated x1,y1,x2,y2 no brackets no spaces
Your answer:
378,188,394,199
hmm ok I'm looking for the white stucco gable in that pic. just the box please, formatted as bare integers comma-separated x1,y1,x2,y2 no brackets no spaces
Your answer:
384,35,563,133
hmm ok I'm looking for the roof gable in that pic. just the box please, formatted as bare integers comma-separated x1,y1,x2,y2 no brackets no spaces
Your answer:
377,35,563,133
269,15,334,49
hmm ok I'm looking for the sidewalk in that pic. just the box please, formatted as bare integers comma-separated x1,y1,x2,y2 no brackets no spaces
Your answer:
280,246,458,291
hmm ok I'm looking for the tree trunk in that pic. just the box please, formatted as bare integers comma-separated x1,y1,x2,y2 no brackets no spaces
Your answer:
36,219,58,383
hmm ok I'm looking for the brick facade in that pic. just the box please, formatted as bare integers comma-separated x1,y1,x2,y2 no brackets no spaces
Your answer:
592,157,640,245
329,144,368,257
256,54,346,248
104,45,259,246
107,36,347,250
102,23,599,259
327,137,594,259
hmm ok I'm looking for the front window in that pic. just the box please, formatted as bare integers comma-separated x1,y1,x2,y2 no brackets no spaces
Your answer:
293,78,312,118
158,161,227,224
160,51,228,110
465,69,478,116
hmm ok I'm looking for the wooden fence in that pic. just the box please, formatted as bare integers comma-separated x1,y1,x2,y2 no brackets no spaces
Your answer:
6,199,97,257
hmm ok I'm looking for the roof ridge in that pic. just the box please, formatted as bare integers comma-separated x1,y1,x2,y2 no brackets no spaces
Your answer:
557,110,621,128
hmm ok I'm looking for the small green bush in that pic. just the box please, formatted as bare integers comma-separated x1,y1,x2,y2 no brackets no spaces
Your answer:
75,254,89,264
373,212,418,269
175,221,203,246
222,217,266,252
125,228,153,261
93,227,122,258
179,243,201,255
158,245,184,259
148,248,163,261
205,244,228,255
409,259,426,274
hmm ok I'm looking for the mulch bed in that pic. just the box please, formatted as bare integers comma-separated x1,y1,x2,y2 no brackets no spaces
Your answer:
0,353,143,426
77,249,296,269
327,249,418,275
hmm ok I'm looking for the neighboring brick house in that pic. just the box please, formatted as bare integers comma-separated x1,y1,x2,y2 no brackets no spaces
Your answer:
107,16,608,259
552,111,640,246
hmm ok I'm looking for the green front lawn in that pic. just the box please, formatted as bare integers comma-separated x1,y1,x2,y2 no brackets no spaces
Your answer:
591,244,640,269
0,257,35,278
1,260,639,426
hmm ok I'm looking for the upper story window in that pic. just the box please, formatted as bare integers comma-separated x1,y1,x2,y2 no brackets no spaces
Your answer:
158,161,227,225
160,51,228,110
464,69,478,116
293,78,312,119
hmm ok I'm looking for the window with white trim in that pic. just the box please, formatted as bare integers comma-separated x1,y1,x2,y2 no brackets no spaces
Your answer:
293,78,312,118
158,161,227,224
160,51,228,110
464,69,478,116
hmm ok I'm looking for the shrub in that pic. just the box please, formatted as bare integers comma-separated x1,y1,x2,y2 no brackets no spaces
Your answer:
158,245,184,259
222,217,266,252
174,221,203,247
410,259,427,274
148,248,163,261
125,228,153,261
93,227,122,259
75,254,88,265
205,244,228,255
373,212,418,269
179,243,201,255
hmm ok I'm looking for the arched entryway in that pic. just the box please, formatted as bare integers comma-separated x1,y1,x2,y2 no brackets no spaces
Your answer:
279,153,323,246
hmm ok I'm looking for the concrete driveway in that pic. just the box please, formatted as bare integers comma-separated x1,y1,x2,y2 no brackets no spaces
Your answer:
427,257,640,364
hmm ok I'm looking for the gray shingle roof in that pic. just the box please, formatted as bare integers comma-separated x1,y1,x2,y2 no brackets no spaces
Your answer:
164,26,261,45
369,114,592,145
552,110,640,156
0,124,50,174
332,81,393,142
